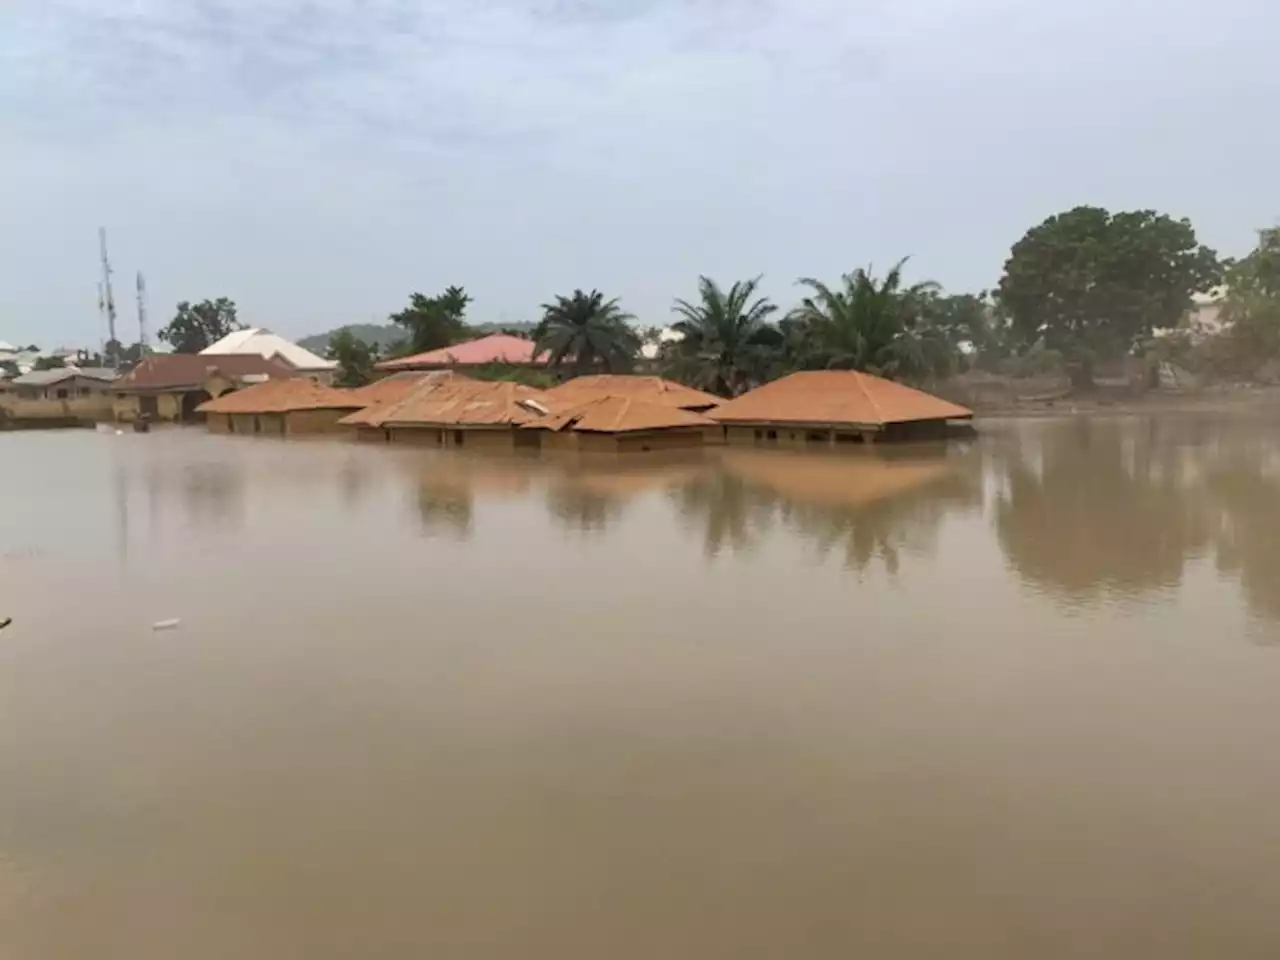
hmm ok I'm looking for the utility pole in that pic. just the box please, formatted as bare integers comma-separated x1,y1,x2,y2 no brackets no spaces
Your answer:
98,227,118,367
136,271,149,353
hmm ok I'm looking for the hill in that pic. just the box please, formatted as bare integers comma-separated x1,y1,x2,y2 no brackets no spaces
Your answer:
299,321,537,356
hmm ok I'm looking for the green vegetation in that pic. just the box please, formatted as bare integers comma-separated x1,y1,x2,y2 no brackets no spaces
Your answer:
998,207,1221,386
158,298,243,353
32,356,66,371
533,289,640,376
668,276,778,396
326,329,380,387
388,286,472,356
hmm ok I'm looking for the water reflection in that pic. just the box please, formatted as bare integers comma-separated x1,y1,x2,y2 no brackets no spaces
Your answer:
989,417,1280,627
675,447,982,573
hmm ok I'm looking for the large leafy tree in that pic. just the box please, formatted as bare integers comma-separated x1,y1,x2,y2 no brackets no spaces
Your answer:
326,329,380,387
157,298,243,353
668,276,778,396
790,259,941,377
389,285,472,355
534,289,639,375
997,206,1221,386
1218,227,1280,366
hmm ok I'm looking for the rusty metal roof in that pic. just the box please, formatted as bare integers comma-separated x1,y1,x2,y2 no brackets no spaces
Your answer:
197,378,364,414
377,380,552,427
526,395,718,434
116,354,298,391
709,371,972,427
541,375,722,411
338,373,483,427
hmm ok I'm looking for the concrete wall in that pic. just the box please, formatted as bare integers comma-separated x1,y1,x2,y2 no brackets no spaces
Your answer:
352,426,391,443
113,391,183,423
722,423,880,448
0,392,114,422
207,413,231,434
538,428,705,454
228,413,258,435
283,408,352,435
388,427,444,446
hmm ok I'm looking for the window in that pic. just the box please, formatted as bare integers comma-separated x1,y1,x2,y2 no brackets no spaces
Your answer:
766,429,777,441
56,388,69,399
79,388,91,397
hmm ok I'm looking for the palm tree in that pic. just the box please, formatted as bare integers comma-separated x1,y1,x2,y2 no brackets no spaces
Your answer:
790,258,941,377
534,289,640,376
669,276,778,396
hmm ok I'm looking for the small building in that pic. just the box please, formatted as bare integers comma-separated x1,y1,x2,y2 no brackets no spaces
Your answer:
112,354,298,423
340,372,472,442
540,375,722,412
709,370,973,447
0,367,117,424
351,379,550,450
524,395,718,454
200,328,337,381
197,379,364,436
376,333,547,373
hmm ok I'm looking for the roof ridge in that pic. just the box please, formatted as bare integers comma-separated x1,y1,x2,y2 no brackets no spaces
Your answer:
852,370,884,423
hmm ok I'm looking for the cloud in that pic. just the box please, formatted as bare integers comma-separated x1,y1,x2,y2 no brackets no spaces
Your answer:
1,0,1278,345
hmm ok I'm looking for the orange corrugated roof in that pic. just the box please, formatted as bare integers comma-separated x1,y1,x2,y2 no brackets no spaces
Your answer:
541,375,722,411
197,378,363,414
338,373,483,427
526,395,717,434
709,371,972,428
378,380,551,427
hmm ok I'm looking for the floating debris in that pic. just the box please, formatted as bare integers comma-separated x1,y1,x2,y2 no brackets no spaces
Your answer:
0,617,11,631
151,618,181,631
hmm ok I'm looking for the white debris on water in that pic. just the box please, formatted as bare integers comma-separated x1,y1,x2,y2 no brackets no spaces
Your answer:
151,619,181,631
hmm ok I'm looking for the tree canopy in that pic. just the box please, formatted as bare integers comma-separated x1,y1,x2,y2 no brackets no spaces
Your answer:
534,289,639,375
389,286,472,355
327,329,381,387
32,355,67,371
997,206,1221,383
157,298,243,353
668,276,778,396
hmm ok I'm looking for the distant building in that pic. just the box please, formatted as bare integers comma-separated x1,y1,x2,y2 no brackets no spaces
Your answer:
199,379,363,436
201,328,336,380
376,334,546,372
112,354,298,423
709,370,972,446
0,367,117,423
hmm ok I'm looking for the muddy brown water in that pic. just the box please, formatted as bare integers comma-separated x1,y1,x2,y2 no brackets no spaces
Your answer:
2,418,1279,958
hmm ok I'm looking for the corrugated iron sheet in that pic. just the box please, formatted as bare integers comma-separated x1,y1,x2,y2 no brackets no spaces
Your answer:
541,375,722,411
709,371,972,427
526,395,717,434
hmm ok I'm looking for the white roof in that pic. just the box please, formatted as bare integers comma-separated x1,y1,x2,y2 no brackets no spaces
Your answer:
200,327,335,370
0,341,16,353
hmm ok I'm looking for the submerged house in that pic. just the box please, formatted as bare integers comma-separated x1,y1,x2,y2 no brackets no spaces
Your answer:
524,395,718,453
197,378,363,435
540,375,722,412
344,379,551,449
0,367,117,423
710,370,973,446
339,372,473,442
112,354,297,423
375,334,547,373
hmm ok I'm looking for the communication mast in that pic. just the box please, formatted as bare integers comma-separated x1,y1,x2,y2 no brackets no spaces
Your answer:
98,227,118,366
136,272,149,351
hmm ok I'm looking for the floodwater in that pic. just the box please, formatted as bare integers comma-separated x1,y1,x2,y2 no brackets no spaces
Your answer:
2,417,1280,958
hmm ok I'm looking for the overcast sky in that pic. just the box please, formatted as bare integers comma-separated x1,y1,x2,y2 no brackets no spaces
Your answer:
2,0,1277,348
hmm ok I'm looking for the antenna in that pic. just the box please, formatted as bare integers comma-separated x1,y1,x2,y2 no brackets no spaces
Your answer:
136,272,149,352
98,227,118,366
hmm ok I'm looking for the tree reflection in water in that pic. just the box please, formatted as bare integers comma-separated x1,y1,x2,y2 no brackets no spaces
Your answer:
992,419,1213,600
675,447,981,573
413,480,473,539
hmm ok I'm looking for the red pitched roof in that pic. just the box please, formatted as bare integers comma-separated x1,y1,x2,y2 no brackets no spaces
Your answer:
338,372,478,427
115,354,297,391
540,375,722,411
709,371,972,428
377,334,546,370
525,395,716,434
